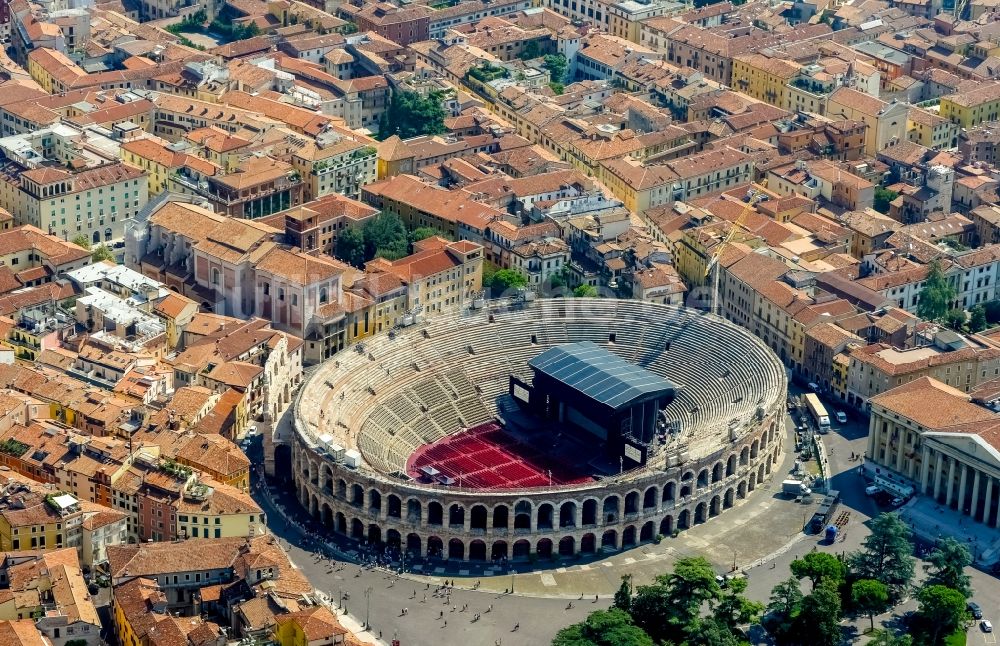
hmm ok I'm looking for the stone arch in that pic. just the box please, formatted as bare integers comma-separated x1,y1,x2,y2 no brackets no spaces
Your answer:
559,501,577,528
750,439,760,460
369,490,382,514
336,512,347,534
470,504,488,531
427,501,443,526
739,446,749,466
387,494,402,518
537,538,553,558
697,468,709,487
322,465,334,493
367,524,381,544
351,484,363,507
513,539,531,560
765,456,773,474
712,462,724,483
677,509,690,530
337,479,347,499
709,495,721,517
601,530,618,550
659,515,673,535
680,483,692,498
406,533,421,555
448,538,464,560
582,498,598,525
602,495,620,523
643,486,657,510
469,539,487,561
407,498,422,523
493,504,509,529
321,502,333,529
737,481,748,498
491,541,508,561
640,521,655,542
537,502,554,530
748,471,757,491
351,518,364,539
310,494,319,519
757,463,766,482
724,488,735,509
448,504,465,527
662,482,676,503
624,490,640,514
558,536,575,556
386,529,401,550
514,500,532,530
694,503,707,524
726,454,737,477
581,533,596,553
427,536,443,558
623,525,637,547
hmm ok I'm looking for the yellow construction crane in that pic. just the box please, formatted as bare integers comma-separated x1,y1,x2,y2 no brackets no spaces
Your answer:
704,181,768,316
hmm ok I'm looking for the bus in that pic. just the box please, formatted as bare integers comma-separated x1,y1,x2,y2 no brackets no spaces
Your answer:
804,393,831,433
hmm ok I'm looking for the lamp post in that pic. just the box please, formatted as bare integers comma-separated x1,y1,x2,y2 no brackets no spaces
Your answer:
364,586,373,630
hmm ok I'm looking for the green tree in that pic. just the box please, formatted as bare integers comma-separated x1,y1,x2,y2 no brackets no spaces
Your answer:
867,629,913,646
874,186,898,214
335,227,365,267
848,513,915,600
917,260,956,322
922,537,972,599
682,616,744,646
91,245,115,263
944,308,966,331
613,575,633,614
379,90,446,140
790,552,846,590
574,284,597,298
362,212,408,261
489,268,527,296
552,608,654,646
518,40,541,60
763,577,803,645
714,576,764,633
852,579,890,632
71,234,91,250
791,579,842,646
985,299,1000,324
970,304,988,332
543,53,568,82
549,82,565,95
630,557,721,644
913,585,967,646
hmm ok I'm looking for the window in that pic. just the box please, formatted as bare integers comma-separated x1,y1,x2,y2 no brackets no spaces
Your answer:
211,268,220,285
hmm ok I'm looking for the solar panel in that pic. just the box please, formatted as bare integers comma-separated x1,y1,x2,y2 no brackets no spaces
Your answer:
528,341,674,410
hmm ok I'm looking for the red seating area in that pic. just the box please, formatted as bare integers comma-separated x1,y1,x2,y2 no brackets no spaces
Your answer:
407,423,594,490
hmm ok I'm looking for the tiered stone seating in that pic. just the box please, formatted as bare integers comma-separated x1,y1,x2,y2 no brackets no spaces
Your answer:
299,299,786,478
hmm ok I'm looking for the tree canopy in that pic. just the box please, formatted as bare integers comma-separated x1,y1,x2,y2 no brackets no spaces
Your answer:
789,552,846,590
363,212,409,261
334,227,365,267
913,585,967,645
852,579,890,631
922,537,972,599
917,260,956,322
874,186,899,214
551,609,654,646
488,268,527,297
379,90,446,140
970,304,988,332
848,513,915,599
91,245,115,263
71,234,91,250
574,284,598,298
794,579,842,646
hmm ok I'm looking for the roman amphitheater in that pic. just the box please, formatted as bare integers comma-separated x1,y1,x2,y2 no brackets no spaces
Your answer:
291,298,788,563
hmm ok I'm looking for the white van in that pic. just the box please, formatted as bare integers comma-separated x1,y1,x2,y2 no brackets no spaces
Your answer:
835,411,847,424
865,485,880,496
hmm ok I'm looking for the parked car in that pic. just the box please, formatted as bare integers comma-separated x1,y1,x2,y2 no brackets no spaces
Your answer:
865,485,881,496
835,411,847,424
968,602,982,619
981,620,993,633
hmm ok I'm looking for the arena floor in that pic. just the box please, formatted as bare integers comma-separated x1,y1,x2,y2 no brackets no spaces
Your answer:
405,422,596,489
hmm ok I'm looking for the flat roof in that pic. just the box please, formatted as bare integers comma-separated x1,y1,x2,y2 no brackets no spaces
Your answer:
528,341,674,409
